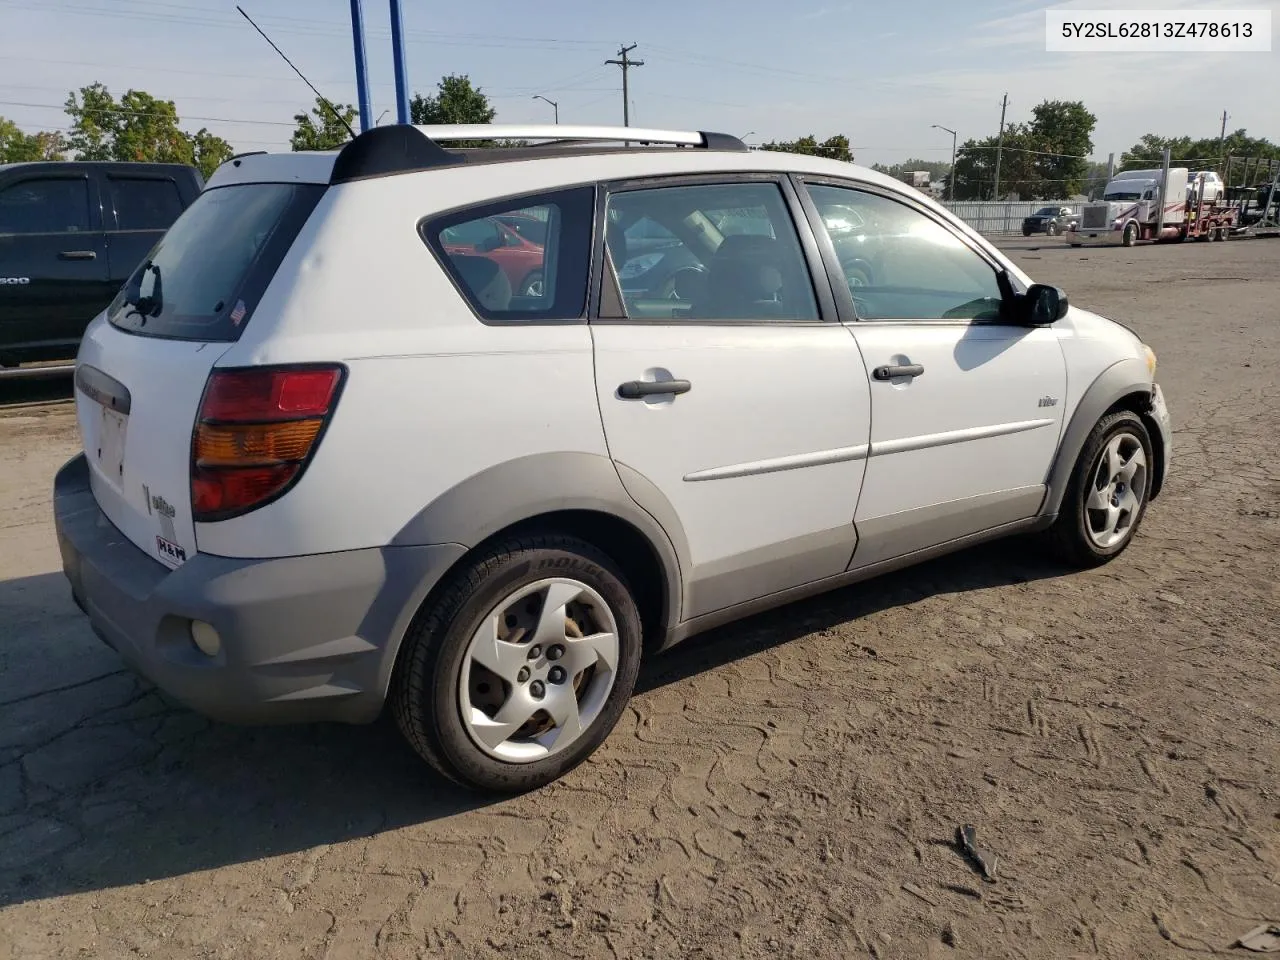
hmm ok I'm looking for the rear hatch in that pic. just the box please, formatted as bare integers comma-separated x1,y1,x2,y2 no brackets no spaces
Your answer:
74,180,325,569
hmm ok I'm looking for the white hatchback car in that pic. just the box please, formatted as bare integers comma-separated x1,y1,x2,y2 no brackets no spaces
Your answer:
54,124,1172,792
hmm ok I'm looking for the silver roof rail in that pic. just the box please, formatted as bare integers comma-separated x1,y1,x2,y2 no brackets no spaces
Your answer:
413,124,741,148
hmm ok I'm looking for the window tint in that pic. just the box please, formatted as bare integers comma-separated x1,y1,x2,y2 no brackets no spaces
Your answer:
109,182,325,341
806,184,1004,322
0,178,91,235
110,177,184,231
425,188,594,322
603,181,818,322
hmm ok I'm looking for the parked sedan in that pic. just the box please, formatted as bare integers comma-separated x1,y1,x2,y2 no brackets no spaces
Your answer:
1022,205,1078,236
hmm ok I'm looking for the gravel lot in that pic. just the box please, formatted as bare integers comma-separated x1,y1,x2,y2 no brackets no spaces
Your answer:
1,237,1277,960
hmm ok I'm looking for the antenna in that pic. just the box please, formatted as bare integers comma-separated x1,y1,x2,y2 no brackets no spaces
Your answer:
236,5,356,142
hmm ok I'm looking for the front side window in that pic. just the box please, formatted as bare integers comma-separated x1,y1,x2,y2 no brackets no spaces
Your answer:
0,177,90,235
603,181,819,322
424,188,594,322
805,183,1004,322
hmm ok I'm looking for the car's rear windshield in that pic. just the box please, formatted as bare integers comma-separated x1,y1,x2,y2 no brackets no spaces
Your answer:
108,182,324,342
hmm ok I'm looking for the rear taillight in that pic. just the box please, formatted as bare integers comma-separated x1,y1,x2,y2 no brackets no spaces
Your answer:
191,364,344,522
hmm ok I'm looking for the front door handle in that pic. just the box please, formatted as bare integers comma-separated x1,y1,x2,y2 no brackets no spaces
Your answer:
872,363,924,381
59,250,97,261
618,379,692,399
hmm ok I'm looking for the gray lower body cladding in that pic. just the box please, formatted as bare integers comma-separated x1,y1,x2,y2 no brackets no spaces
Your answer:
53,453,465,725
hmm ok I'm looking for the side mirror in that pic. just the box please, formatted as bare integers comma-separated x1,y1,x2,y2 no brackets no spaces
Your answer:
475,234,502,253
1020,283,1068,325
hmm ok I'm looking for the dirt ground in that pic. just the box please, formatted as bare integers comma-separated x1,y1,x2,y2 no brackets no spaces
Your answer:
0,237,1277,960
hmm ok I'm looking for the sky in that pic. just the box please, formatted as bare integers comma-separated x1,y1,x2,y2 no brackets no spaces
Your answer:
0,0,1276,169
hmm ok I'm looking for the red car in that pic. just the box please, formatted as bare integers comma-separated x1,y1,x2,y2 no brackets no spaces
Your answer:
440,216,545,297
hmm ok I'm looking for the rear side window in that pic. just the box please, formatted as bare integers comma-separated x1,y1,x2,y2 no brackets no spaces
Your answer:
0,177,91,235
109,177,184,231
108,182,324,342
422,186,595,323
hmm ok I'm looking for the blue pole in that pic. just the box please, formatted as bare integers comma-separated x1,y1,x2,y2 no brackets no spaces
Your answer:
349,0,373,133
389,0,411,124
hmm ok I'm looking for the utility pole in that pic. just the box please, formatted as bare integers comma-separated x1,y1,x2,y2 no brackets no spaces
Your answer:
605,43,643,127
992,93,1008,201
1218,109,1229,165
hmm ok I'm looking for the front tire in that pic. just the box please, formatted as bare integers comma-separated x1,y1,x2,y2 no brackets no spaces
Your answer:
518,271,544,298
1045,411,1154,568
1122,222,1139,247
391,535,642,793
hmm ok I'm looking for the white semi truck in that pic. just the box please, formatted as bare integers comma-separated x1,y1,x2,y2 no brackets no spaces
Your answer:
1067,166,1236,247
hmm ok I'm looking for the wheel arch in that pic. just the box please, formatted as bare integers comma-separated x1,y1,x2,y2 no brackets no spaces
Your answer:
1042,359,1159,517
388,452,687,660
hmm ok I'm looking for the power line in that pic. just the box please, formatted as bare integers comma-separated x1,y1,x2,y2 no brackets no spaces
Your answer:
0,98,296,126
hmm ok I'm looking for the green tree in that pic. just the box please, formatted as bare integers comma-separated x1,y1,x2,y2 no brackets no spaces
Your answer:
289,97,356,152
410,74,496,137
949,100,1096,199
951,124,1041,200
190,127,233,179
63,82,116,159
1119,129,1280,183
0,117,66,162
758,134,852,162
62,83,231,176
1028,99,1096,196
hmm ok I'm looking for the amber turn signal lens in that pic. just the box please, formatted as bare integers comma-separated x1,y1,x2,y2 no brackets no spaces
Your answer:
195,419,323,466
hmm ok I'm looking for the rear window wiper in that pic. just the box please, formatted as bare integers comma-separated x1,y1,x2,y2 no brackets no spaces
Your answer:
124,262,163,322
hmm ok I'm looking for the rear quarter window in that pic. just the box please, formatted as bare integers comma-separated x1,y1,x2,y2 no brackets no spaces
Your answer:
421,186,595,323
109,177,185,231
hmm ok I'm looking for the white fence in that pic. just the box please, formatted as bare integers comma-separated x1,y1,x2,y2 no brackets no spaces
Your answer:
940,200,1075,235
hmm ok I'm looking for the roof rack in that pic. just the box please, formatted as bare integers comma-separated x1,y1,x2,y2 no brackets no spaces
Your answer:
329,123,746,185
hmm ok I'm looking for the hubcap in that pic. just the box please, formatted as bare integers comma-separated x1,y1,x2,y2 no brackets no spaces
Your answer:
459,578,619,763
1085,432,1148,549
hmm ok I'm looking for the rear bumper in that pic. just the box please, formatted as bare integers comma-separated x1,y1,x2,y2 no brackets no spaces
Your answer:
53,453,466,725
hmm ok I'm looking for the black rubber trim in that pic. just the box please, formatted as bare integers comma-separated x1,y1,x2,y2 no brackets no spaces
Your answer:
330,126,456,184
75,363,131,415
700,131,747,151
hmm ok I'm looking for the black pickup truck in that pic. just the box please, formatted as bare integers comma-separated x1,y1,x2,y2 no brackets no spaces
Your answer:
0,160,203,369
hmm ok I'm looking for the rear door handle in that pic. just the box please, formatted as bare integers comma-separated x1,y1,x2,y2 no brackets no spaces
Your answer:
872,363,924,381
59,250,97,261
618,379,692,399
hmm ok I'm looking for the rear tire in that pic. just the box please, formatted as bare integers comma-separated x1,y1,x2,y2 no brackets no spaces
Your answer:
391,534,642,793
1044,411,1154,569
